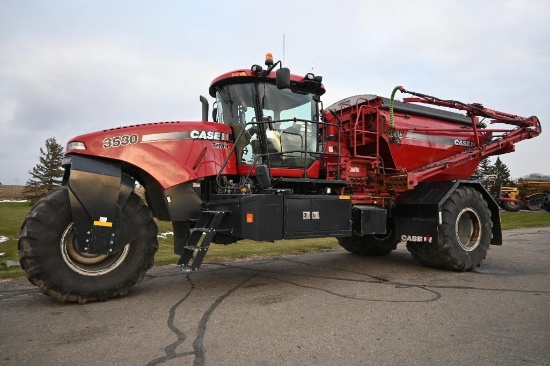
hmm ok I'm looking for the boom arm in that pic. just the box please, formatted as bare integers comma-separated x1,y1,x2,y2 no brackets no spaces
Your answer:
387,87,542,189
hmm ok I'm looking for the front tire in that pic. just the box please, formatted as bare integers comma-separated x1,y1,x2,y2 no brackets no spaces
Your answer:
19,186,158,303
406,186,492,271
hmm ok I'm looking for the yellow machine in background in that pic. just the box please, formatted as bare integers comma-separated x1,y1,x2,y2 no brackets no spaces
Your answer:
498,178,550,212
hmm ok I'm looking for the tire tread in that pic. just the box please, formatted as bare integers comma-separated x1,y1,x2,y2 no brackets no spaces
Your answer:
18,186,158,303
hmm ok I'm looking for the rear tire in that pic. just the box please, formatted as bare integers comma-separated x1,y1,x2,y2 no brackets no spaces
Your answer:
338,222,399,256
18,186,158,303
406,186,492,271
526,194,545,211
501,194,523,212
543,195,550,213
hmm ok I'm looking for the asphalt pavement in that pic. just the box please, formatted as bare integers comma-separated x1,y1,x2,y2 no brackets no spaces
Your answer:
1,227,549,366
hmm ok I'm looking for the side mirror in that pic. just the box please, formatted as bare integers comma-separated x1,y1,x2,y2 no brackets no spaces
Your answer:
276,68,291,89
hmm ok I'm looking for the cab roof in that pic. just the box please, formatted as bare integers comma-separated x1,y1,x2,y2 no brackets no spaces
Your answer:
209,68,325,97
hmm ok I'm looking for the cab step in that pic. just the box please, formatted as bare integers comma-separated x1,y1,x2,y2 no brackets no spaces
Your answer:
177,210,227,272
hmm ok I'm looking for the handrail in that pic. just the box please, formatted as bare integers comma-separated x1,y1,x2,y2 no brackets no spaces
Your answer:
215,118,343,191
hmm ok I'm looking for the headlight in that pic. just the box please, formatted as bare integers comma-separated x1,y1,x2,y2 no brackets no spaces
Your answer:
67,141,86,151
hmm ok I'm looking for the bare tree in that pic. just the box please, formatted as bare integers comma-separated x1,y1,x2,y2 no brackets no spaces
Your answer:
522,173,550,181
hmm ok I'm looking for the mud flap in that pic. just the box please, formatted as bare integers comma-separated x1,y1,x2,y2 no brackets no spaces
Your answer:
393,180,502,246
66,155,136,255
395,218,439,246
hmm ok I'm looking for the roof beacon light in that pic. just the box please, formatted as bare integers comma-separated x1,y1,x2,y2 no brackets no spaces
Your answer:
265,53,274,66
305,73,315,81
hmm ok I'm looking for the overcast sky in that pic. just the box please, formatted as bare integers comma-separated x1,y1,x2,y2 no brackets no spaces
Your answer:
1,0,549,185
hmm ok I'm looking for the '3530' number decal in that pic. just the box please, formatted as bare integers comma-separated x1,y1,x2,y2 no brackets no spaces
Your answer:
103,134,139,149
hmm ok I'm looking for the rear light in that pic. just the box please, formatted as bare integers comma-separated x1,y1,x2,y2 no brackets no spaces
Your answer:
67,141,86,151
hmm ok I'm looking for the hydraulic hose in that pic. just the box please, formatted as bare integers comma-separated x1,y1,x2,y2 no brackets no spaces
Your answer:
389,86,403,141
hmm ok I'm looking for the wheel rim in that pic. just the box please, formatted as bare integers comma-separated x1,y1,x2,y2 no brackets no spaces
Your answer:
455,208,482,251
60,222,130,276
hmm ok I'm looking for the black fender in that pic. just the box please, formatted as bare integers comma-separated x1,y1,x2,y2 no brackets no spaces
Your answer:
463,181,502,245
393,180,502,246
543,194,550,212
64,155,136,255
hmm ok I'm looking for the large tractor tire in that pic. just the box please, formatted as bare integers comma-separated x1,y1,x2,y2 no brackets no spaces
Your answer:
19,186,158,303
406,186,492,271
543,195,550,213
501,194,523,212
526,194,545,211
338,221,400,256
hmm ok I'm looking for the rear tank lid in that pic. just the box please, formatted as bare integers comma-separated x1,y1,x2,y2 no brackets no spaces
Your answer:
326,94,474,126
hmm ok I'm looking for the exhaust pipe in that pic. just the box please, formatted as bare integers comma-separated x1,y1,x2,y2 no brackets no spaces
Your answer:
200,95,209,121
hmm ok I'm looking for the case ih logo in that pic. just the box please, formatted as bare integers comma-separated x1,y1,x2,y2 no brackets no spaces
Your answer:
454,139,476,148
190,130,231,141
401,235,433,243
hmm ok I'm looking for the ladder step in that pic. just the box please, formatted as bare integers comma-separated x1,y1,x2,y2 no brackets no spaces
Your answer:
191,227,233,233
177,264,193,272
191,227,215,232
176,210,228,271
202,210,228,214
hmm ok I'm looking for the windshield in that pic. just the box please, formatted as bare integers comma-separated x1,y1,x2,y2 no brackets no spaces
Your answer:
215,82,318,167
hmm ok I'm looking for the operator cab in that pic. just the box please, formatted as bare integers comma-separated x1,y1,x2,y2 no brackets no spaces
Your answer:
209,54,325,174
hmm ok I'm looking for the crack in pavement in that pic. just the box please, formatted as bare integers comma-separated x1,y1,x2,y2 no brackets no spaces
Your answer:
213,262,443,302
146,274,195,366
279,258,550,295
192,275,255,366
148,252,550,364
147,274,255,366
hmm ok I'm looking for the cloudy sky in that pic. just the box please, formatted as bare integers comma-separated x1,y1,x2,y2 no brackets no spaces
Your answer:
1,0,549,185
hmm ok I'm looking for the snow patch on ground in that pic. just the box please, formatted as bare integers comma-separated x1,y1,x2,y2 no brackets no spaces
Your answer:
0,236,8,256
157,232,174,239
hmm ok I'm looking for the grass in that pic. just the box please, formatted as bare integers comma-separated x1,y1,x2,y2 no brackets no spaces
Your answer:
0,202,33,279
499,211,550,230
1,201,549,279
